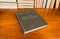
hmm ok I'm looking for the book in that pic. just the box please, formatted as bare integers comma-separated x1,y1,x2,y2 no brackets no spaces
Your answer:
34,0,43,8
35,0,38,8
18,0,34,2
0,3,17,9
18,3,34,8
18,0,34,8
40,0,44,8
38,0,41,8
43,0,47,8
58,2,60,8
0,0,16,2
18,5,34,8
55,0,60,8
46,0,52,8
16,9,47,34
36,0,39,8
35,0,37,8
50,0,55,8
18,0,34,3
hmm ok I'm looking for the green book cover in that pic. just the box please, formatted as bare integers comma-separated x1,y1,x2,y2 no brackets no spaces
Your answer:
16,9,47,34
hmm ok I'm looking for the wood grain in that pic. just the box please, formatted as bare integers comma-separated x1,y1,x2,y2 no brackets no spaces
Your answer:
0,9,60,39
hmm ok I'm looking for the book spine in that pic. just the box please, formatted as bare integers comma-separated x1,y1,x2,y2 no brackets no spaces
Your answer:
0,0,16,2
41,0,44,8
18,0,34,8
0,3,17,9
50,0,55,8
18,1,34,3
43,0,47,8
39,0,41,8
18,4,34,5
39,0,44,8
37,0,39,8
36,0,38,8
38,0,41,8
55,0,60,8
46,0,52,8
18,5,34,8
59,2,60,8
35,0,37,8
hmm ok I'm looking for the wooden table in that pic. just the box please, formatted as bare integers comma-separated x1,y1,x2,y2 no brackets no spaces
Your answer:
0,9,60,39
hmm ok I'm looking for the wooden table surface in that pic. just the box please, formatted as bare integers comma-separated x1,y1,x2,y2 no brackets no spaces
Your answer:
0,9,60,39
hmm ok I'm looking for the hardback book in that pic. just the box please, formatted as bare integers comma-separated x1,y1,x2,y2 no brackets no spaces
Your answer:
43,0,47,8
0,0,16,2
18,0,34,3
16,9,47,34
18,0,34,2
35,0,44,8
35,0,37,8
18,5,34,8
35,0,39,8
55,0,60,8
18,4,34,8
46,0,52,8
38,0,41,8
0,3,17,9
50,0,55,8
37,0,43,8
39,0,44,8
35,0,43,8
58,2,60,8
36,0,39,8
18,0,34,8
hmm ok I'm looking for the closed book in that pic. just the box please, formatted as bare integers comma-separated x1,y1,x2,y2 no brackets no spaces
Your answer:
35,0,37,8
18,3,34,8
23,0,33,1
0,3,17,9
18,1,34,3
46,0,52,8
33,0,40,8
18,3,34,5
37,0,39,8
43,0,47,8
50,0,55,8
36,0,38,8
18,5,34,8
18,0,34,8
58,2,60,8
16,9,47,34
36,0,41,8
38,0,44,8
55,0,60,8
36,0,43,8
0,0,16,2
